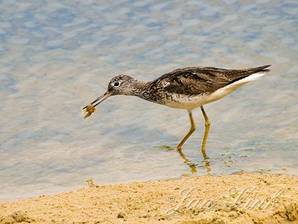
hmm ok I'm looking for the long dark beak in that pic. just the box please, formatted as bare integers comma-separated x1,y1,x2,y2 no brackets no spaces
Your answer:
83,91,111,109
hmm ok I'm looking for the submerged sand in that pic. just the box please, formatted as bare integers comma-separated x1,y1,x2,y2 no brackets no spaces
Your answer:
0,172,297,224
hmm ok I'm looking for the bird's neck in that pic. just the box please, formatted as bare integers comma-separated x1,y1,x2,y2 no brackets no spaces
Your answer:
128,80,149,98
130,80,150,97
130,79,161,104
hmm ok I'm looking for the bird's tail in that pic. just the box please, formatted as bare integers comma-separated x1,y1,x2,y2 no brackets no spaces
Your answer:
228,64,271,84
232,64,271,84
246,64,271,74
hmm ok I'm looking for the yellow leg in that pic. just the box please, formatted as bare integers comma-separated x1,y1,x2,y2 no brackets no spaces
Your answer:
200,106,210,160
177,110,196,152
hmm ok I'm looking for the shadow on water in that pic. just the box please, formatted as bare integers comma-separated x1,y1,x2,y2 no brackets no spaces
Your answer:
157,142,261,176
157,144,212,175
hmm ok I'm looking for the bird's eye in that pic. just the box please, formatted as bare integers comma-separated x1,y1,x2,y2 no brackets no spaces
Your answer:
114,81,120,87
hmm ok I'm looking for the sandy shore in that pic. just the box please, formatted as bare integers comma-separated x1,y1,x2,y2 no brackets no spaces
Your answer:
0,172,297,224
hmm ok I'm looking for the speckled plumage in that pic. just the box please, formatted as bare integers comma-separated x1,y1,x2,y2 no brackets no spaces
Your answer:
85,65,271,110
135,65,271,108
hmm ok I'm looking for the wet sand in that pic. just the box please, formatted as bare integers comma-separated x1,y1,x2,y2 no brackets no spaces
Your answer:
0,172,297,224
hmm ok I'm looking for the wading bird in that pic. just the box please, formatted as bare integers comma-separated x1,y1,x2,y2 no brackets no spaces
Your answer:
83,65,270,162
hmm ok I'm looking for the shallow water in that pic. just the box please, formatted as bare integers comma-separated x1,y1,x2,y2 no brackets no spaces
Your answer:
0,0,298,200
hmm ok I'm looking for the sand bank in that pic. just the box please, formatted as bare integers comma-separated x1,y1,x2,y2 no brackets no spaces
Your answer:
0,172,297,224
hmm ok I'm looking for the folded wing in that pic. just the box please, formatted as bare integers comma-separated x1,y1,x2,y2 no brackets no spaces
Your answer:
152,65,271,95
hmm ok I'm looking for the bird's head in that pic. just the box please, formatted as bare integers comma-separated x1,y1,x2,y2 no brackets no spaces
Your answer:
107,75,136,96
82,75,136,117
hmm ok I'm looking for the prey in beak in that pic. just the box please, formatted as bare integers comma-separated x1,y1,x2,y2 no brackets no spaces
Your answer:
82,92,111,118
82,74,136,119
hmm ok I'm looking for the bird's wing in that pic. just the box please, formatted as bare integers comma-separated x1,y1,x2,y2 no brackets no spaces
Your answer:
151,65,270,95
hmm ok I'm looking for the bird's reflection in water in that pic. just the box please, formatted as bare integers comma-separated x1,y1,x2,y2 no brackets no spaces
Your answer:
177,149,211,174
158,145,211,174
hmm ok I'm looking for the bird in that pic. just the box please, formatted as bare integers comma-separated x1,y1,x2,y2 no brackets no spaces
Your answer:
83,65,271,161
